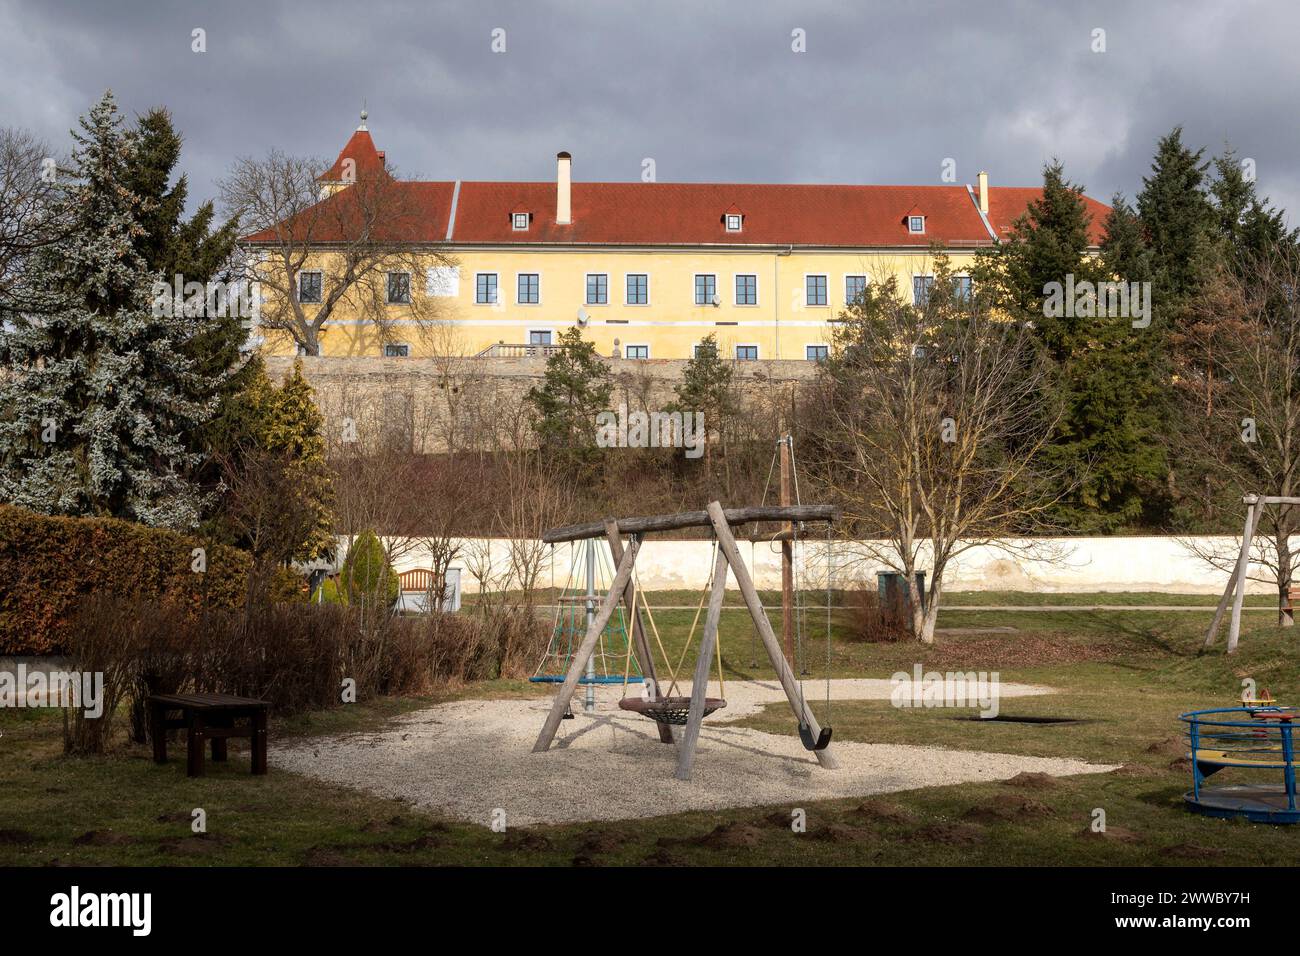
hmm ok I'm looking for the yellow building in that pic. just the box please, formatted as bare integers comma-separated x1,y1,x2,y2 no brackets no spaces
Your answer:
242,116,1110,361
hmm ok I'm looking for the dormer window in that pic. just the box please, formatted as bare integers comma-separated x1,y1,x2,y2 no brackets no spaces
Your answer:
908,215,926,234
725,213,743,232
512,212,531,231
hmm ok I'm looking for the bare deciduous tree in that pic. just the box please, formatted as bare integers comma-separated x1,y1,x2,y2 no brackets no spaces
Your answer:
0,127,65,318
220,150,457,355
1179,245,1300,627
811,262,1066,643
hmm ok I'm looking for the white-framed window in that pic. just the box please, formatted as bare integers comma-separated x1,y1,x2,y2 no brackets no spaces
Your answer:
512,212,530,231
695,274,717,306
625,273,649,305
806,344,829,362
528,329,553,345
735,273,758,306
586,273,608,305
475,272,499,304
298,270,323,304
517,272,540,305
805,274,828,307
845,274,867,305
735,344,759,361
725,213,743,232
384,343,411,358
386,271,411,304
913,274,935,306
908,215,926,234
625,344,650,359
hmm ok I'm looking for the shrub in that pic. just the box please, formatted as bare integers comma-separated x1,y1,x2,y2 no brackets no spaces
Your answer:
845,585,911,643
339,529,398,609
0,505,251,654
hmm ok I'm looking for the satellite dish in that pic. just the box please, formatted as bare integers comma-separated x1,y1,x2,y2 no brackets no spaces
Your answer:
576,307,589,326
711,294,721,307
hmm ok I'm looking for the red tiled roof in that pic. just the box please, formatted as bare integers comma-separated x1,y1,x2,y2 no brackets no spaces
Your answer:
986,186,1109,246
318,129,388,183
244,130,1110,247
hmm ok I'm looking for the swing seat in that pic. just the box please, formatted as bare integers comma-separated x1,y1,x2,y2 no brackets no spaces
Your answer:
619,696,727,726
799,723,833,751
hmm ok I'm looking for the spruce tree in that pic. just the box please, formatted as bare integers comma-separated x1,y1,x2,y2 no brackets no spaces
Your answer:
0,91,216,529
974,161,1167,531
524,326,612,468
1137,127,1215,306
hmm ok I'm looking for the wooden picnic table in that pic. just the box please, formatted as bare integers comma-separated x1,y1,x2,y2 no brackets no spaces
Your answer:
148,692,270,778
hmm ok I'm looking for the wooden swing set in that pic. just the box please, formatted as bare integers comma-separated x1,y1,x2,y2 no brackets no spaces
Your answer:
531,500,840,781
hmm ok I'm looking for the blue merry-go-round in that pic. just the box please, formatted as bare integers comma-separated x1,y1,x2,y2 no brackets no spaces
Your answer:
1180,705,1300,824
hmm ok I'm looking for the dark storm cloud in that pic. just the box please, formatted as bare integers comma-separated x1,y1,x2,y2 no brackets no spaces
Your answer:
2,0,1297,222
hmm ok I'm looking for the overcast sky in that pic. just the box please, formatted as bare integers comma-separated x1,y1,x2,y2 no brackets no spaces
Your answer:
2,0,1296,225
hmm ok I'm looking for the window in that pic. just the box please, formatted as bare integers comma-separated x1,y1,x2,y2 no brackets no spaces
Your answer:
908,215,925,234
845,275,867,305
952,275,973,303
735,345,759,361
384,343,410,358
586,273,608,305
725,213,743,232
626,273,648,305
529,330,552,345
517,273,540,304
806,274,828,306
693,340,720,360
735,274,757,305
386,271,411,304
695,273,717,306
806,344,829,362
913,275,935,306
626,344,649,359
298,271,322,304
475,272,498,304
512,212,530,231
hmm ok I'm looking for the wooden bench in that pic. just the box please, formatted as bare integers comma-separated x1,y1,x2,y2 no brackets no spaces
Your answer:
148,693,270,778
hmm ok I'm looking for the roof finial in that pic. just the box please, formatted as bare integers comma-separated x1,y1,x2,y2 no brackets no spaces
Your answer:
358,101,368,131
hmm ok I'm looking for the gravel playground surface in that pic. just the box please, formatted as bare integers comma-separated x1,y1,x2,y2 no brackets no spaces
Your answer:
273,679,1118,826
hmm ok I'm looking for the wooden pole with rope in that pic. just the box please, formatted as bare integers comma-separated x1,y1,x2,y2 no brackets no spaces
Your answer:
605,520,674,744
779,432,795,665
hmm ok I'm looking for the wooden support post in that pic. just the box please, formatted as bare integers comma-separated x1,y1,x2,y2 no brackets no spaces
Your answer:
533,539,640,753
605,520,673,745
779,435,794,666
707,501,838,770
676,547,731,781
1227,497,1259,655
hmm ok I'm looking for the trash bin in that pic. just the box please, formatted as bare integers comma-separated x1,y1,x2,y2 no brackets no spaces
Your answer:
877,571,927,612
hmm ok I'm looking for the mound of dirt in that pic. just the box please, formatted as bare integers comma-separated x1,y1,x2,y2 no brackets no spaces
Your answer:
302,846,350,867
1003,772,1059,790
73,829,136,847
1161,843,1227,860
0,829,36,845
1078,824,1140,843
498,830,552,853
661,821,765,850
576,832,623,855
810,822,871,843
1146,737,1187,757
962,795,1056,823
903,822,986,845
848,800,917,825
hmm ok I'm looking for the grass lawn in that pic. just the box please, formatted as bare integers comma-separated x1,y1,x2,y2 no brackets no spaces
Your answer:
3,595,1300,866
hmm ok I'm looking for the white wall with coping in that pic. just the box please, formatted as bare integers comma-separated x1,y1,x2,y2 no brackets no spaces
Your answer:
351,535,1264,595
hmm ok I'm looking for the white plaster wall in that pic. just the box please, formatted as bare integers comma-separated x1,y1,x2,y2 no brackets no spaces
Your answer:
347,535,1267,595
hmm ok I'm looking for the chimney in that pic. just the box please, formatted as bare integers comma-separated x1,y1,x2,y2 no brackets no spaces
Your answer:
977,171,989,215
556,151,572,225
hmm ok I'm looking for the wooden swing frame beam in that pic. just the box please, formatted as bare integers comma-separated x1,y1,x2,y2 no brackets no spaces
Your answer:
532,500,839,780
1204,494,1300,654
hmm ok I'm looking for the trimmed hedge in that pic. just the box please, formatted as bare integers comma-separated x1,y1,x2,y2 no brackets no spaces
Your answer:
0,505,252,654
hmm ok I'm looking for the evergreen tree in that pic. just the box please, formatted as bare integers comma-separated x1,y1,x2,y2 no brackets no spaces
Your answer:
0,92,216,529
524,326,612,467
974,161,1167,531
338,528,398,609
672,333,736,468
1137,127,1215,307
1209,146,1297,272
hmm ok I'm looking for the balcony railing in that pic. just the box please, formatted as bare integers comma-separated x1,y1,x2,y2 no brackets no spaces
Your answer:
475,342,570,358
